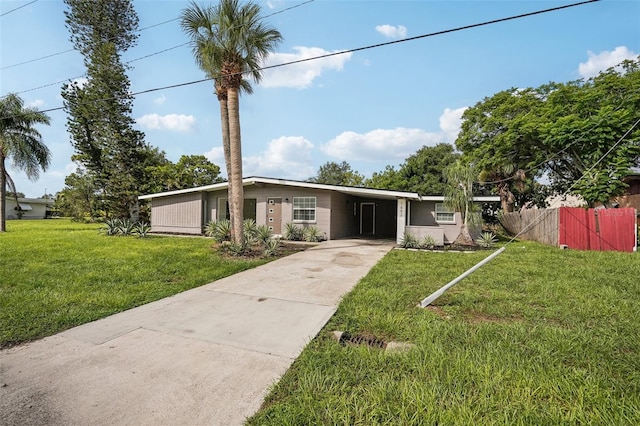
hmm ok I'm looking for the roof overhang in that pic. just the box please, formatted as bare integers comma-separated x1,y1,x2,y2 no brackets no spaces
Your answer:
138,176,423,201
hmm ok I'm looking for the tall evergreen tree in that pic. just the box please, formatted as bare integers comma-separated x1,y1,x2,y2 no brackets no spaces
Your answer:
62,0,158,219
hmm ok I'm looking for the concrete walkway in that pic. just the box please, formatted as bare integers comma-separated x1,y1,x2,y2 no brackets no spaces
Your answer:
0,239,394,426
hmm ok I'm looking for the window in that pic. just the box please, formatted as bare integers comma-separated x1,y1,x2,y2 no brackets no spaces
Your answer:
435,203,455,223
217,198,257,221
293,196,316,222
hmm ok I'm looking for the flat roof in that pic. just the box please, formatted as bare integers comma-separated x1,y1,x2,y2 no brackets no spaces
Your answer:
138,176,500,202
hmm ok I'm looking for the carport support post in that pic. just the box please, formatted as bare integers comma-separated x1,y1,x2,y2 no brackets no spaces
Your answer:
419,247,506,308
396,199,407,244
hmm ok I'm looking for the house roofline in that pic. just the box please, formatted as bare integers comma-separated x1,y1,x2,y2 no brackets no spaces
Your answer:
137,176,500,202
138,176,423,201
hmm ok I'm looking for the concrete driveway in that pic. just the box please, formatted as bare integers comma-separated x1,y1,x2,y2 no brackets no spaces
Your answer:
0,239,394,426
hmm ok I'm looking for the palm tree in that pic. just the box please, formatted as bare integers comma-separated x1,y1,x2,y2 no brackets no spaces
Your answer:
444,160,480,246
181,0,282,244
0,93,51,232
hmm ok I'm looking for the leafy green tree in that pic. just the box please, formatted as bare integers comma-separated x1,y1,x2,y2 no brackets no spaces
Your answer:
308,161,364,186
181,0,282,244
457,57,640,208
55,169,101,220
145,155,223,193
366,144,460,194
0,93,51,231
62,0,162,219
444,160,479,246
366,165,402,190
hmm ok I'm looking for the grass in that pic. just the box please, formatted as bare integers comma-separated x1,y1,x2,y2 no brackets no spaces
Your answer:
0,219,271,348
247,242,640,425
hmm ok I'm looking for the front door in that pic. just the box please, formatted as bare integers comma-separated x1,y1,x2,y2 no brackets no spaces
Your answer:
266,197,282,234
360,203,375,235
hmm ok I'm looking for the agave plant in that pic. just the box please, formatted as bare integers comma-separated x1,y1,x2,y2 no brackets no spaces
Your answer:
255,224,273,245
134,221,151,238
243,219,258,245
205,219,231,242
476,231,498,248
262,238,280,257
283,222,303,241
303,225,322,242
117,219,135,236
101,218,122,236
420,235,437,249
400,232,419,249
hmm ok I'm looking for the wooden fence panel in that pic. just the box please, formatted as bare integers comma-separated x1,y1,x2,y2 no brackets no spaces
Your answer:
499,209,559,246
559,207,637,252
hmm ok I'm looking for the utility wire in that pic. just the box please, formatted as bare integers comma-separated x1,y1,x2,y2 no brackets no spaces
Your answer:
502,116,640,245
0,0,38,18
2,0,600,118
2,0,315,72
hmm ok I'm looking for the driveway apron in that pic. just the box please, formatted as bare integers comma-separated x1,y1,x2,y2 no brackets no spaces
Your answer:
0,239,393,426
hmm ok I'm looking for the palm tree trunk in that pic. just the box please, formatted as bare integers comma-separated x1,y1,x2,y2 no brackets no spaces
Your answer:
217,91,234,233
227,86,244,245
0,155,6,232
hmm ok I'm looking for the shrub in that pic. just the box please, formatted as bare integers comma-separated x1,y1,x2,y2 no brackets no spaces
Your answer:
400,232,419,249
117,219,135,236
101,218,121,236
243,219,258,245
303,226,322,242
284,223,304,241
420,235,437,249
133,221,151,238
255,225,273,245
205,219,231,242
476,231,498,248
263,238,280,257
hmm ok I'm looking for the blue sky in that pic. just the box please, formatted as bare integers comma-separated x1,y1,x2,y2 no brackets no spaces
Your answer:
1,0,639,197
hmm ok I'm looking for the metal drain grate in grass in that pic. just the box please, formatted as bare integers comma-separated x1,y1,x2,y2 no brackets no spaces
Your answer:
335,331,387,349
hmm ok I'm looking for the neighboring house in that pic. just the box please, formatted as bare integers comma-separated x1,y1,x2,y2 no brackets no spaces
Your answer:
613,167,640,211
3,197,54,220
138,177,499,244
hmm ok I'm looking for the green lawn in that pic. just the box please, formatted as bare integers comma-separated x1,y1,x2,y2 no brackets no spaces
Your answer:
248,242,640,425
0,219,270,348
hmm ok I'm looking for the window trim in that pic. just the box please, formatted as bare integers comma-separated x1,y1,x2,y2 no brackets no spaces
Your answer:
435,203,456,224
292,196,317,223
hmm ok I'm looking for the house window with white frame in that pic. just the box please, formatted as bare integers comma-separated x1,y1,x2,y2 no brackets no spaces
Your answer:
435,203,455,223
293,196,316,222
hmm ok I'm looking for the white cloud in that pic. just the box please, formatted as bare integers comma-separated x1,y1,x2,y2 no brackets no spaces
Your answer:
266,0,282,9
243,136,315,179
321,108,466,161
578,46,637,79
261,46,353,89
27,99,45,108
439,107,467,142
49,162,81,178
375,24,407,39
204,146,227,177
154,94,166,105
136,113,196,132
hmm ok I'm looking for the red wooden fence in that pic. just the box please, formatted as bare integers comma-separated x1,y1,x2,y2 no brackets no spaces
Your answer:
559,207,637,252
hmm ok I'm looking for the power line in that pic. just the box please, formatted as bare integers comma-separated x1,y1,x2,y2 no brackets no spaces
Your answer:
2,0,315,72
3,0,316,95
0,0,38,18
2,0,601,118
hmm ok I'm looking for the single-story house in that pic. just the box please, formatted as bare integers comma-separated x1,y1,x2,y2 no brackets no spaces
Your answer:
138,177,499,245
3,197,54,220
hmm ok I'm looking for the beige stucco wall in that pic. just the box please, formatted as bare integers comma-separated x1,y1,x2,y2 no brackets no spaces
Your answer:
4,198,51,220
408,200,463,243
151,192,203,234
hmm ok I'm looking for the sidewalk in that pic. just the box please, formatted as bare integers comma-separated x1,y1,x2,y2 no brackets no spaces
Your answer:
0,239,394,426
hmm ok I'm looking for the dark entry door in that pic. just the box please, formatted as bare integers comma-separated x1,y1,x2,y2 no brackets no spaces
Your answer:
360,203,375,235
